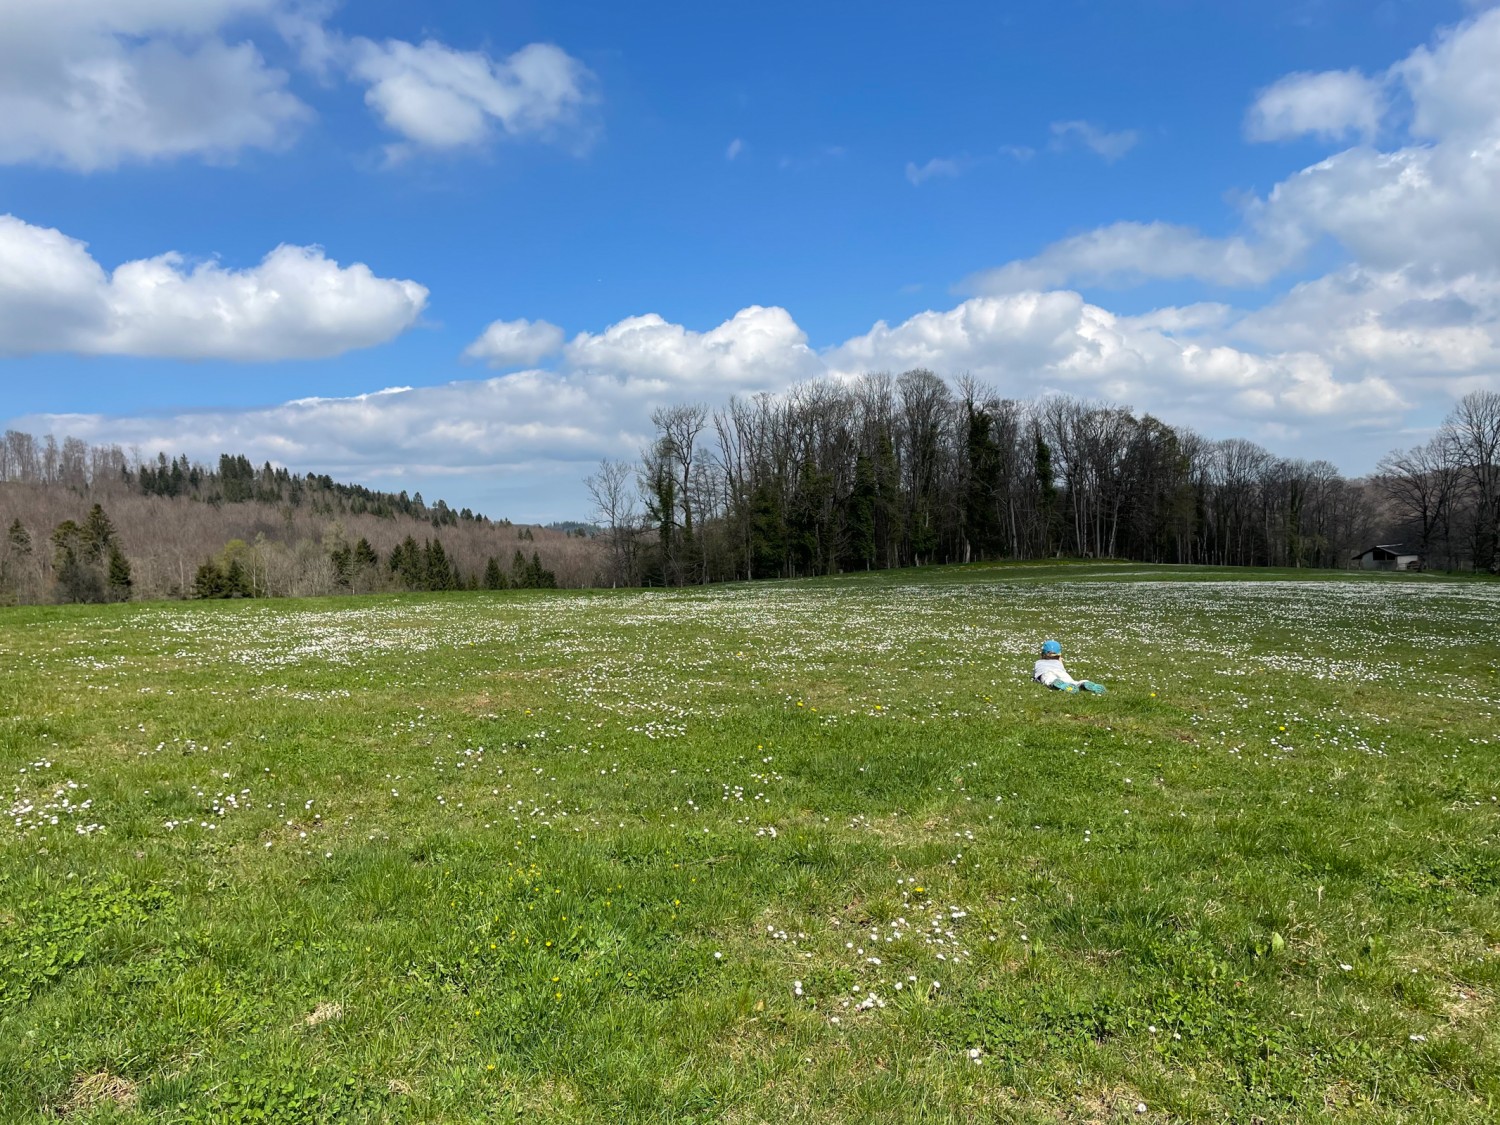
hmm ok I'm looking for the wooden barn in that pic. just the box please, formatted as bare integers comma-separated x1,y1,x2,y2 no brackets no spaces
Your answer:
1351,544,1422,571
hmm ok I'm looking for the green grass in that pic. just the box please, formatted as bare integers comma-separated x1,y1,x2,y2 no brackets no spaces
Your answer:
2,562,1498,1123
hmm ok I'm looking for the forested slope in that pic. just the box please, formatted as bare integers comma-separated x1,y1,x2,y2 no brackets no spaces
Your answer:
0,434,600,604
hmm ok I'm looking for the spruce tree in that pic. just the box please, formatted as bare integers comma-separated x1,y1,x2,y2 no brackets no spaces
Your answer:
81,504,116,563
353,538,379,573
330,543,353,589
483,556,505,590
106,545,133,601
845,453,876,570
193,561,226,599
225,559,251,597
8,518,31,556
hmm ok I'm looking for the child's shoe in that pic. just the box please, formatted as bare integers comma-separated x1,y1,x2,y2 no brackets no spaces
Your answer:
1080,681,1107,694
1054,681,1080,694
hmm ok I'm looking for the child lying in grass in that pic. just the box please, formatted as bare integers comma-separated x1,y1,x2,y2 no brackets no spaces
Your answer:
1032,639,1106,694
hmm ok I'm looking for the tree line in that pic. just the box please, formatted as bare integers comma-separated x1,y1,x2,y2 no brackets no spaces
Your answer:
0,432,592,605
1373,390,1500,572
589,374,1500,585
0,432,491,528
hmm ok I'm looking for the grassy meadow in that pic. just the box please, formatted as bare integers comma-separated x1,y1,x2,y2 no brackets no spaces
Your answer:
2,562,1499,1123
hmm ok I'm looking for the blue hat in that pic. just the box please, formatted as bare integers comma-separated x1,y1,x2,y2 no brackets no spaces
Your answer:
1041,639,1061,655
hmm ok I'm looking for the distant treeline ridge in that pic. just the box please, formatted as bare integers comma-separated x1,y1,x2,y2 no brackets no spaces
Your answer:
586,374,1500,585
0,432,600,605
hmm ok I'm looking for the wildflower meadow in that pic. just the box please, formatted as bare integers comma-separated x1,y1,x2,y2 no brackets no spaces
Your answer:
2,562,1498,1123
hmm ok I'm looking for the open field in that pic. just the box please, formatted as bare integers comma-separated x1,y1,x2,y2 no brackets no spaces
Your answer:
3,562,1499,1123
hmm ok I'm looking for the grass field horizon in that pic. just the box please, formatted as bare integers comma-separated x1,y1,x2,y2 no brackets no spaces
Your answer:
3,561,1498,1123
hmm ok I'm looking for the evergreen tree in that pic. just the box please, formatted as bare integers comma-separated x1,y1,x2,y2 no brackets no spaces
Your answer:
0,519,31,603
964,404,1002,559
483,556,506,590
426,538,455,590
225,559,251,597
749,478,786,579
193,561,226,599
353,538,379,572
390,535,424,590
1034,434,1058,557
524,552,557,588
330,543,353,589
844,452,876,570
51,519,104,603
9,518,32,557
81,504,116,563
873,431,900,568
106,545,133,601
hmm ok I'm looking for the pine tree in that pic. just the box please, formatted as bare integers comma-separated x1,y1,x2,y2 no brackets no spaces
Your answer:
390,535,424,590
8,518,31,556
106,545,133,601
845,452,876,570
426,538,455,590
353,538,379,572
1035,434,1058,557
873,430,900,568
964,405,1002,559
330,543,353,589
81,504,116,563
51,519,103,603
526,552,557,588
483,556,506,590
225,559,251,597
193,561,226,599
749,478,786,580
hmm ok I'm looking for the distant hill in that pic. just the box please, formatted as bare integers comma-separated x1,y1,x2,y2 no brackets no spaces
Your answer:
0,430,602,604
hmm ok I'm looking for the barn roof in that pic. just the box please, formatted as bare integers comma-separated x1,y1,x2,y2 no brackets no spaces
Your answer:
1351,543,1417,559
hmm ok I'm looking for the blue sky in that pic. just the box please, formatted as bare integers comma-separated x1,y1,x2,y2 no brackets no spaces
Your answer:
2,0,1498,519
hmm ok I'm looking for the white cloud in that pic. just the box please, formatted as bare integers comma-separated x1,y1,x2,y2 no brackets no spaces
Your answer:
1049,120,1139,162
1234,266,1500,387
0,213,427,360
463,318,565,368
0,2,600,169
966,221,1296,293
1245,69,1386,143
564,306,823,389
824,293,1405,422
726,137,744,160
975,9,1500,297
906,156,965,185
15,282,1454,515
349,38,596,157
0,0,309,170
1396,6,1500,140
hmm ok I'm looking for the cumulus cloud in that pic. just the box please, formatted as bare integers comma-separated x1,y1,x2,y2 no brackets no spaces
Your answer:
463,318,566,368
1396,7,1500,140
0,214,427,360
1245,69,1386,142
966,221,1297,293
349,38,596,157
1049,120,1139,162
0,0,309,170
975,8,1500,301
823,293,1404,421
0,1,599,169
35,289,1416,492
564,306,823,389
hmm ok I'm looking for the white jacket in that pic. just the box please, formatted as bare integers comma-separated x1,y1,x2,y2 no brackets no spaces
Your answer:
1033,657,1077,687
